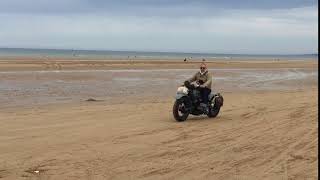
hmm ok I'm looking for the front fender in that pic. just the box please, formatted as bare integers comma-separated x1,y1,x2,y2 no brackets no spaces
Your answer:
175,93,187,100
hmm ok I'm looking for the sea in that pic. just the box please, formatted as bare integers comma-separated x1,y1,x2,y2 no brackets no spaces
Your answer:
0,48,317,60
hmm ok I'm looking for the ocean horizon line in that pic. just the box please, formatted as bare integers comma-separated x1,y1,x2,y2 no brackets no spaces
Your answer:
0,47,317,56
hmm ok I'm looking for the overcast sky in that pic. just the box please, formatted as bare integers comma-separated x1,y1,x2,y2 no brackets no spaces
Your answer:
0,0,318,54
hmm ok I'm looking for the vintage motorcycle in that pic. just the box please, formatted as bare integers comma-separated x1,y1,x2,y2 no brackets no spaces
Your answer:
173,81,223,122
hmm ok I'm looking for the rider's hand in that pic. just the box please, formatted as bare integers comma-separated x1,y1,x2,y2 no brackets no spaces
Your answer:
199,84,205,88
184,81,190,87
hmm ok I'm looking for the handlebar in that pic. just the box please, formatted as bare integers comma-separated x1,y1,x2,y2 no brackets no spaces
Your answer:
184,81,202,90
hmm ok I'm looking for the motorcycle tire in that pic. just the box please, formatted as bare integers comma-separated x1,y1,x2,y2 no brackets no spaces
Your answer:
173,98,190,122
207,105,220,118
207,96,223,118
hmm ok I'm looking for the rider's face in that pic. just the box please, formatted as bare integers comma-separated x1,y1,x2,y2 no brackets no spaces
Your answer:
200,66,206,73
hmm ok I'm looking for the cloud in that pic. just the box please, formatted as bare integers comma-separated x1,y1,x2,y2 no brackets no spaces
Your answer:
0,0,317,15
0,1,317,53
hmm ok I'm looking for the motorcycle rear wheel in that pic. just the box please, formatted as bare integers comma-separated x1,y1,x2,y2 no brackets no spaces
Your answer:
207,96,223,118
207,105,220,118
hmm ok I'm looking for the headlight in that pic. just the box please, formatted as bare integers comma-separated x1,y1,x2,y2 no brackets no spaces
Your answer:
177,86,189,94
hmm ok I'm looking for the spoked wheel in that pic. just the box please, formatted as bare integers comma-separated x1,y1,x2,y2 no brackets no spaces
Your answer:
207,96,223,118
173,98,190,122
207,105,220,118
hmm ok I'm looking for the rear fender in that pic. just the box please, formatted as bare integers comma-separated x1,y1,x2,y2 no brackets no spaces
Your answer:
209,93,224,107
209,93,215,101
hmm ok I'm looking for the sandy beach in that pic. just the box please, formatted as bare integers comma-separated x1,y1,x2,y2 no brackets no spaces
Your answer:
0,59,318,180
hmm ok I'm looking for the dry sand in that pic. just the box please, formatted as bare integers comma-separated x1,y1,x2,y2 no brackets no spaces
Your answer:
0,59,318,180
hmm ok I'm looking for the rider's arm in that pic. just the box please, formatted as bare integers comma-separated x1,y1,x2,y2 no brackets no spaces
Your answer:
188,73,197,83
203,73,212,88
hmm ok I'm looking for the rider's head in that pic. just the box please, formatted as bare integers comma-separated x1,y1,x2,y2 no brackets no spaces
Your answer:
200,63,207,73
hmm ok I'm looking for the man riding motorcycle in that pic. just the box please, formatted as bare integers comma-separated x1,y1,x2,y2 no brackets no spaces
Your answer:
186,62,212,113
173,62,223,121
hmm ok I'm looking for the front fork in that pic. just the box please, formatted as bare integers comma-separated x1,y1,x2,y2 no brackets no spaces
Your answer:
176,96,192,113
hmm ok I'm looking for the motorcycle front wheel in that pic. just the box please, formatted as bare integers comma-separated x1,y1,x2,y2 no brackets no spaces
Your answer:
173,98,190,122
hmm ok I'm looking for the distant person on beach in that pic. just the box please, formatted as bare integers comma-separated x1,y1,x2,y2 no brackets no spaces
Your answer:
186,62,212,110
184,58,187,62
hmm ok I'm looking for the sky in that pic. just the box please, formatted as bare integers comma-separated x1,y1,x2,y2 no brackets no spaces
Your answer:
0,0,318,54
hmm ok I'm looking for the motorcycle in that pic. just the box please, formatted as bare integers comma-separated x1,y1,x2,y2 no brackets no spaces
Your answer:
173,81,224,122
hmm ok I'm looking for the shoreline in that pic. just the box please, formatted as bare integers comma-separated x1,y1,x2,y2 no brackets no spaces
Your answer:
0,58,317,71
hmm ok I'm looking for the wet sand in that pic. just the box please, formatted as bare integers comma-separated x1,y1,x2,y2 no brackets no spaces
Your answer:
0,68,317,109
0,58,317,71
0,59,318,179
